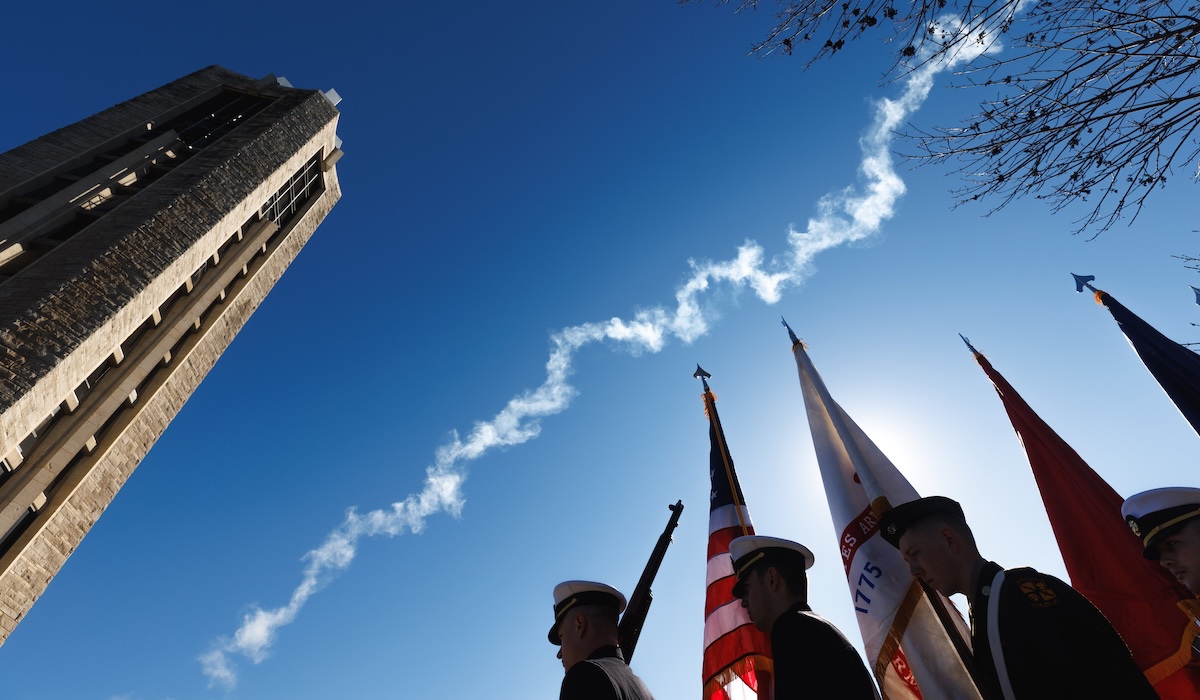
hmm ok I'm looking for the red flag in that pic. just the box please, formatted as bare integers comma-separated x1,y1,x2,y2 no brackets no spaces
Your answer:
968,341,1200,698
699,372,773,700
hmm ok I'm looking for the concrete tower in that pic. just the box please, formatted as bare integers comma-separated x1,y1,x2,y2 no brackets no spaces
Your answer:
0,66,342,642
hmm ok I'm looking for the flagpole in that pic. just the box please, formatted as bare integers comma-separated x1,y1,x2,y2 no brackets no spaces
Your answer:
696,364,774,700
695,365,750,535
784,318,982,692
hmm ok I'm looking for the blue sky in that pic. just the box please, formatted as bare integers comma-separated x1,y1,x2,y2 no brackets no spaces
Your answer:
1,1,1198,698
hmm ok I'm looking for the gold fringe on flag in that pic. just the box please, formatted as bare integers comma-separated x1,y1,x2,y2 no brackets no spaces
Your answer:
1142,599,1200,685
701,654,774,700
873,578,925,687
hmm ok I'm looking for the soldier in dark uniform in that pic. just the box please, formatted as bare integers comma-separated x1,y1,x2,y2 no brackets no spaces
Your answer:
728,535,879,699
879,496,1159,700
549,580,655,700
1123,487,1200,595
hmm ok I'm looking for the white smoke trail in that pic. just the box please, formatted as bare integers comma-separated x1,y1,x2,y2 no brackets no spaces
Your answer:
200,43,987,689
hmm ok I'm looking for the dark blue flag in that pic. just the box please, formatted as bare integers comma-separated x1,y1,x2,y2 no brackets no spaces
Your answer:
1095,289,1200,438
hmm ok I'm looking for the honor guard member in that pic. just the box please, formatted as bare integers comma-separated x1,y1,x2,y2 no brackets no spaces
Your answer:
1123,487,1200,595
880,496,1159,700
549,581,655,700
729,535,879,699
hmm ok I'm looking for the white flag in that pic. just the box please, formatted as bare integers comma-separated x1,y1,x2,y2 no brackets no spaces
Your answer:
791,335,983,700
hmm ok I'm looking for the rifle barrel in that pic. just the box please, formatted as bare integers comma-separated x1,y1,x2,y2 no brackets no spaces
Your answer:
617,500,684,663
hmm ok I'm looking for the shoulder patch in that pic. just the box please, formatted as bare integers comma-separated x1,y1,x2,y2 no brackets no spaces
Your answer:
1014,575,1059,608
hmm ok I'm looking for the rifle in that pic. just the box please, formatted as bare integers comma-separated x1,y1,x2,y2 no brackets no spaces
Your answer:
617,500,684,664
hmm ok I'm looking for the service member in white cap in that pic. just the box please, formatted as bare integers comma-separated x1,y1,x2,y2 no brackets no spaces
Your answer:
729,535,878,699
548,580,655,700
1123,486,1200,594
879,496,1158,700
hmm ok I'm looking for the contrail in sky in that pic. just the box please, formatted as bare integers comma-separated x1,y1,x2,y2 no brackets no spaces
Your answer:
199,39,990,688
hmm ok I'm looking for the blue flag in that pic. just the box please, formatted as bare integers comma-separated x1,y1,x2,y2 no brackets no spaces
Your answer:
1093,288,1200,438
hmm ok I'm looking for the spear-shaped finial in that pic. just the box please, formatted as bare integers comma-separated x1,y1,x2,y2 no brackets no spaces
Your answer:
959,333,980,355
693,364,712,392
1072,273,1097,293
781,316,800,346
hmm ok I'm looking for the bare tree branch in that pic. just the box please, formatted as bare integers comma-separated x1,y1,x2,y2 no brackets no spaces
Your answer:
692,0,1200,234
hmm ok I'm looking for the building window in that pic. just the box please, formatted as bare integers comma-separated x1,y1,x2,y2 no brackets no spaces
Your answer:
261,154,323,226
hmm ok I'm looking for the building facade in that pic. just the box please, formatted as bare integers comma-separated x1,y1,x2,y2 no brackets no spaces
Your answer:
0,66,342,642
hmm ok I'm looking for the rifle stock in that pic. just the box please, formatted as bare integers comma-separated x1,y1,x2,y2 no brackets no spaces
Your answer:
617,500,684,664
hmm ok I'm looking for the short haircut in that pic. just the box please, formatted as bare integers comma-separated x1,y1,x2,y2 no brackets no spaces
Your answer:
761,557,809,599
910,510,977,548
574,602,620,630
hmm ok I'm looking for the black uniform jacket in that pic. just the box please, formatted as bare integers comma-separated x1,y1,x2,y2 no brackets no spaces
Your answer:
771,602,879,700
559,645,655,700
969,561,1160,700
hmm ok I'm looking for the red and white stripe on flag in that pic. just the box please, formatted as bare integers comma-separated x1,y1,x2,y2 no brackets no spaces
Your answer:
792,342,983,700
701,388,773,700
704,501,772,700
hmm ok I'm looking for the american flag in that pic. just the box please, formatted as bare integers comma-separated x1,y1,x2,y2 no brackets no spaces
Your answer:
699,373,773,700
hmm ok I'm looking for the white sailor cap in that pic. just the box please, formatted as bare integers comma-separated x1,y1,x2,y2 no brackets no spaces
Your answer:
548,580,626,645
1122,487,1200,559
729,535,814,598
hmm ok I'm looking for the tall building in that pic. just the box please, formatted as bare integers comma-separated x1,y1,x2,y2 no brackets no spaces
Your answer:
0,66,342,642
